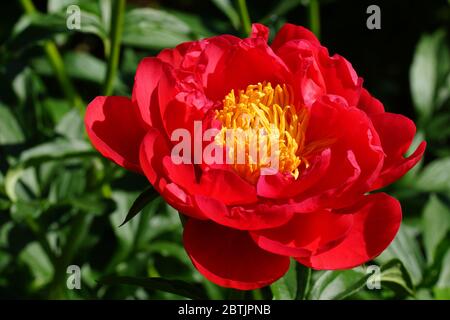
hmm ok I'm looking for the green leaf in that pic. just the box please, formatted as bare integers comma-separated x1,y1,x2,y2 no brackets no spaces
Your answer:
19,139,94,166
378,259,415,297
119,188,160,227
34,51,106,84
0,103,25,145
434,249,450,299
308,260,415,300
47,0,101,15
211,0,241,29
422,195,450,264
5,139,95,201
377,225,425,286
270,260,297,300
10,200,46,223
7,13,67,51
55,110,84,140
409,30,446,119
19,242,54,290
145,241,192,267
98,275,207,300
122,8,194,50
308,268,367,300
260,0,307,24
415,157,450,193
295,262,312,299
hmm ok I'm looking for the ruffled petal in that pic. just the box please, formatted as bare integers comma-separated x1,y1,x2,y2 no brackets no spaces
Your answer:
162,159,257,206
357,88,385,115
132,57,165,127
296,193,401,269
250,23,269,41
370,112,426,189
271,23,320,51
183,219,290,290
295,95,384,209
251,210,353,257
139,130,204,219
194,195,293,230
256,148,331,199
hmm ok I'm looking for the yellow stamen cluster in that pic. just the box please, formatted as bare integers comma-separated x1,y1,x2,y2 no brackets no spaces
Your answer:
214,82,309,183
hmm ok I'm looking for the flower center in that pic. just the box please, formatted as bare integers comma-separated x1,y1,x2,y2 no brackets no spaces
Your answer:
214,82,309,183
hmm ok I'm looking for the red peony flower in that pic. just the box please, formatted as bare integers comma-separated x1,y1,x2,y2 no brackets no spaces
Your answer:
85,23,426,290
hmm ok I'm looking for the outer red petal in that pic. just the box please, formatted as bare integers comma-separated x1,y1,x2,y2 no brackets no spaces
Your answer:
271,23,320,52
139,130,204,219
357,88,385,115
369,113,426,189
183,219,290,290
250,23,269,41
132,57,165,127
251,210,353,257
296,193,402,269
85,96,147,173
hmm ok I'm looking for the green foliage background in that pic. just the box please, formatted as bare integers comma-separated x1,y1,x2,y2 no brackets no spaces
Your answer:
0,0,449,300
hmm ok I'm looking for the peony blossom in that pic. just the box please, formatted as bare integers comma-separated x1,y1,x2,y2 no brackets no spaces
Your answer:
85,23,426,290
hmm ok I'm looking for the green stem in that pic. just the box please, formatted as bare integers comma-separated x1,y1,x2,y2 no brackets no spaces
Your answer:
252,289,264,300
103,0,126,96
295,263,312,300
308,0,321,39
20,0,84,113
48,212,92,299
237,0,252,36
227,288,246,300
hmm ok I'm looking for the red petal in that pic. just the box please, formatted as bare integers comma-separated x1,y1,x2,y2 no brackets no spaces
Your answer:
256,148,331,199
271,23,320,52
132,57,165,127
85,96,147,173
251,210,354,257
139,130,204,219
163,159,257,206
317,52,363,107
296,193,402,269
292,95,384,210
357,88,385,115
369,113,426,189
250,23,269,41
205,37,292,102
194,195,293,230
183,219,290,290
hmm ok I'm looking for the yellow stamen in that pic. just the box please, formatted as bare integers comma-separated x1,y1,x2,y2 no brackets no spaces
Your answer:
214,82,310,183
